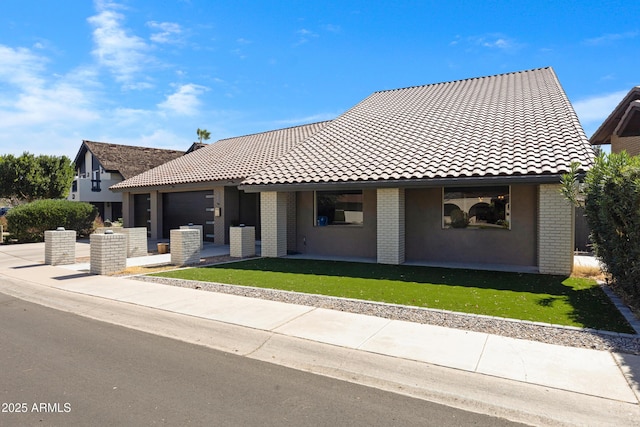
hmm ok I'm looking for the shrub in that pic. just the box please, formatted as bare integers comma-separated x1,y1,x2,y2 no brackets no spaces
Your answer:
564,152,640,308
6,200,98,242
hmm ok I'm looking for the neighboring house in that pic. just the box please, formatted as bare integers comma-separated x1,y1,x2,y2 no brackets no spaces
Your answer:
112,67,594,275
239,67,594,275
590,86,640,155
109,122,330,244
68,141,184,222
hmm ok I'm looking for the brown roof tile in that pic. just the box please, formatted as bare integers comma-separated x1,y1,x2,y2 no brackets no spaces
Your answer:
243,67,594,186
79,141,185,180
110,121,330,190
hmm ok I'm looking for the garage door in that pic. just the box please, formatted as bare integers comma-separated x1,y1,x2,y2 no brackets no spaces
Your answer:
162,191,214,241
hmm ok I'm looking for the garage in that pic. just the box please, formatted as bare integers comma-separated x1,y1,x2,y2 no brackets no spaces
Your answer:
162,191,214,241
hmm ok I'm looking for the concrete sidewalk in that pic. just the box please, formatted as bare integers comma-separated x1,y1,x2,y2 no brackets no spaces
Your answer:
1,242,640,425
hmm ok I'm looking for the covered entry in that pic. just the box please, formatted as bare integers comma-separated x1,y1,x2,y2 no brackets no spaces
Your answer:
162,190,214,241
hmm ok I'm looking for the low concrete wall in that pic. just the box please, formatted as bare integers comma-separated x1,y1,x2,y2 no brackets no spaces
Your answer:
90,232,127,275
230,226,255,258
44,228,76,265
170,229,201,266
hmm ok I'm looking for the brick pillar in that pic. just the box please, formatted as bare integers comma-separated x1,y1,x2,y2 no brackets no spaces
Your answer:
44,228,76,265
90,232,127,275
377,188,405,264
538,184,574,275
230,226,256,258
180,224,204,249
122,227,148,257
261,191,287,257
170,229,201,266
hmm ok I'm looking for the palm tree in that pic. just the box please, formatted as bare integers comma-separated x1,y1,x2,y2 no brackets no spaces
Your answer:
196,128,211,144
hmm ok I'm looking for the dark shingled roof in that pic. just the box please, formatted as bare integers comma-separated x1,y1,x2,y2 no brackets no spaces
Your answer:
242,67,594,186
76,141,185,180
110,121,331,190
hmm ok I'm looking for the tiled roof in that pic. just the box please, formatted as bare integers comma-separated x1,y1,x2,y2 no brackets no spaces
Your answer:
79,141,185,180
590,87,640,145
110,121,331,189
243,67,594,187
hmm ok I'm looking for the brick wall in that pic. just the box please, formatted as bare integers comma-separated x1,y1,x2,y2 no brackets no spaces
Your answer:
261,192,287,257
377,188,405,264
538,184,574,275
44,229,76,265
170,229,201,266
612,135,640,156
90,232,127,275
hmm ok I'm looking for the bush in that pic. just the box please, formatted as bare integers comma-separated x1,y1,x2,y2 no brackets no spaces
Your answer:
6,200,98,242
580,153,640,306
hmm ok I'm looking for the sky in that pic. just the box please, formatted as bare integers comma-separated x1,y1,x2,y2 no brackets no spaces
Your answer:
0,0,638,158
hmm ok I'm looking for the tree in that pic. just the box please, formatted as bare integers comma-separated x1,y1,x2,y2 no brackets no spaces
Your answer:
196,128,211,144
562,152,640,307
0,152,75,202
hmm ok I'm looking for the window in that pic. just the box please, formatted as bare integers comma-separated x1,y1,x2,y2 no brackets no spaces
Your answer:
443,186,510,229
316,190,363,226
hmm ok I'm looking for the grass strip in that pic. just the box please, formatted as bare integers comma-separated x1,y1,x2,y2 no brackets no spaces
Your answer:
152,258,633,333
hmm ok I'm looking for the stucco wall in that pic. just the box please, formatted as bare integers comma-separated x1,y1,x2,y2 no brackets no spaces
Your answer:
294,189,377,258
405,185,537,267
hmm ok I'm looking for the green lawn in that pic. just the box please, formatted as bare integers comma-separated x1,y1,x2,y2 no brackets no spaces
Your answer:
152,258,633,333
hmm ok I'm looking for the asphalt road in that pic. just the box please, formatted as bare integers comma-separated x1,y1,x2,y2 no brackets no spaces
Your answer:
0,292,525,426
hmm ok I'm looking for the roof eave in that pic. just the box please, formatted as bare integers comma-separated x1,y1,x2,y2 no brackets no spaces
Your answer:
239,174,568,193
110,179,244,193
590,86,640,146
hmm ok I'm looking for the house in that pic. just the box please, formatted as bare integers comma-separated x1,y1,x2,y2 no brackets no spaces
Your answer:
239,67,594,275
113,67,594,275
589,86,640,155
68,141,184,222
109,122,330,243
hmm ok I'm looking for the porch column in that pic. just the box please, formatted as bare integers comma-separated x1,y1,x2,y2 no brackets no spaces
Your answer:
149,190,163,240
260,191,287,257
122,192,133,228
538,184,574,275
377,188,405,264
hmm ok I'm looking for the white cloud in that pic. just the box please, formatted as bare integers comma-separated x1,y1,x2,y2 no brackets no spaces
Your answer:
87,1,153,85
294,28,319,46
158,83,208,115
450,34,523,52
584,31,638,46
0,45,47,88
573,90,628,123
148,21,183,44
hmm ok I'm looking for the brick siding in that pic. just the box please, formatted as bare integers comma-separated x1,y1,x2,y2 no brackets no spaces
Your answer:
377,188,405,264
538,184,574,275
261,192,287,257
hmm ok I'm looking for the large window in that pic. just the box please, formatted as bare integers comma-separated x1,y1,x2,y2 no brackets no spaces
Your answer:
443,186,510,229
316,190,363,226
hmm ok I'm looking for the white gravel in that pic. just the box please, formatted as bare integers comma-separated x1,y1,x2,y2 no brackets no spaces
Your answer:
133,275,640,355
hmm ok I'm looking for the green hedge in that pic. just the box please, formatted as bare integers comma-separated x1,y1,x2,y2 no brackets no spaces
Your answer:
6,200,98,242
583,152,640,305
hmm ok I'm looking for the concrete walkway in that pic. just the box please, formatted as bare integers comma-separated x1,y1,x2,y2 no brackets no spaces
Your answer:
1,242,639,425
